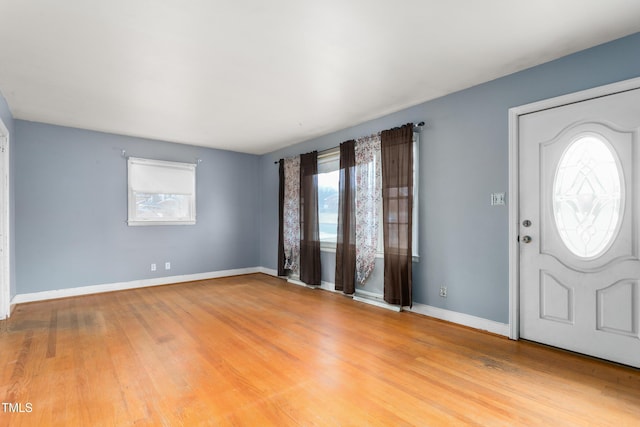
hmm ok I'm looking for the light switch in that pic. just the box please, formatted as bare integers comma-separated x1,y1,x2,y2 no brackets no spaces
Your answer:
491,192,505,206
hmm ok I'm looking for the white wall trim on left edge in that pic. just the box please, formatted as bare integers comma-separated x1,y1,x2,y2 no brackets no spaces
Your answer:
0,118,10,320
408,303,510,337
11,267,263,305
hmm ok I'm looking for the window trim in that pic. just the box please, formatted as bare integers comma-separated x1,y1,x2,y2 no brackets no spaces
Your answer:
127,157,197,226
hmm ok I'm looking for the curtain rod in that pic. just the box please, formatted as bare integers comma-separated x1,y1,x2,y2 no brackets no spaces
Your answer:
121,149,203,165
274,121,425,164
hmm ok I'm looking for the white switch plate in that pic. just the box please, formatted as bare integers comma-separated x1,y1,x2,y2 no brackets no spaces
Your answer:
165,262,171,270
491,192,505,206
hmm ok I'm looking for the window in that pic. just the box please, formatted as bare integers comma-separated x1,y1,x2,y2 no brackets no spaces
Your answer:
127,157,196,226
317,149,340,245
317,135,419,258
553,134,622,258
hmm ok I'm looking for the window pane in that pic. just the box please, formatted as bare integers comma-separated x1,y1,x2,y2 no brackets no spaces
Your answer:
318,169,339,243
135,193,191,220
398,199,409,223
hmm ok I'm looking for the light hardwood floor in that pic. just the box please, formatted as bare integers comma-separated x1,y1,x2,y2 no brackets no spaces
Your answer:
1,273,639,426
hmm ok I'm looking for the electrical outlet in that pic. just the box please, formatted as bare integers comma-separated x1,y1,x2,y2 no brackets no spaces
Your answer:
439,286,447,298
165,262,171,270
151,263,156,272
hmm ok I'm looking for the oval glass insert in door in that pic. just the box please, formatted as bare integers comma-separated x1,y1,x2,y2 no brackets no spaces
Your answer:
553,134,624,259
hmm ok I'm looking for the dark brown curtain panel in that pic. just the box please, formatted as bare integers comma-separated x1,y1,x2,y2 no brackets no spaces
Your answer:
381,123,414,307
299,151,321,285
335,140,356,294
277,159,287,276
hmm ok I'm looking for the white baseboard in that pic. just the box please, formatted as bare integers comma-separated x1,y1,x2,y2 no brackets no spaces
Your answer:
353,295,401,312
287,277,351,295
257,267,279,277
353,289,401,312
354,288,383,299
408,303,510,337
11,267,262,305
286,277,320,289
277,275,508,334
319,280,339,293
286,277,341,294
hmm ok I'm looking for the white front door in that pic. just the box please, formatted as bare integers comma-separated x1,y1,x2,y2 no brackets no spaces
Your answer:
519,87,640,368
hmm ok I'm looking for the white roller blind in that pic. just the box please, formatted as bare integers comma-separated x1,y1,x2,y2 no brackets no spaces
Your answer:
129,157,195,195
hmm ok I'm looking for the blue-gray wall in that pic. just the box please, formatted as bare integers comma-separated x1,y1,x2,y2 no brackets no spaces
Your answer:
258,32,640,323
0,91,16,299
15,121,260,293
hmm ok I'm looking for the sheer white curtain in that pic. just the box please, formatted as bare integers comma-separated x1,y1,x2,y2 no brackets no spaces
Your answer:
355,134,382,285
283,156,300,274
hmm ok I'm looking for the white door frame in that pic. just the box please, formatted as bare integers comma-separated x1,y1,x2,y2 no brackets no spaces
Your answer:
0,117,9,319
508,76,640,340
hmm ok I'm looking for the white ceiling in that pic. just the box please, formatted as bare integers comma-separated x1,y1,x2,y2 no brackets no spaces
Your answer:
1,1,639,154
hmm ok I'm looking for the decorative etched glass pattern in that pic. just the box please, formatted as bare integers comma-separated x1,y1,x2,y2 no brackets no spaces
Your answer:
553,134,623,258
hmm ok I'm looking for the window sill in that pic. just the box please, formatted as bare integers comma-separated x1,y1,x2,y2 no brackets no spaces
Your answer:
127,220,196,226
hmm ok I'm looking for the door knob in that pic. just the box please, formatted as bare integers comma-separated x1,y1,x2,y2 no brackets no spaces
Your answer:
521,235,532,243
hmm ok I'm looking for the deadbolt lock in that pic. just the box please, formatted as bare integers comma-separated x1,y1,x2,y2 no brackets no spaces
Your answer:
523,220,532,227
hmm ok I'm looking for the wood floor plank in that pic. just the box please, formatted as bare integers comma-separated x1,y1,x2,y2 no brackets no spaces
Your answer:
1,273,639,426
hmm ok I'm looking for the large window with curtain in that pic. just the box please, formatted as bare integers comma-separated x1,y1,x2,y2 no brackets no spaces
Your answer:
277,126,418,299
317,135,419,258
332,124,418,303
